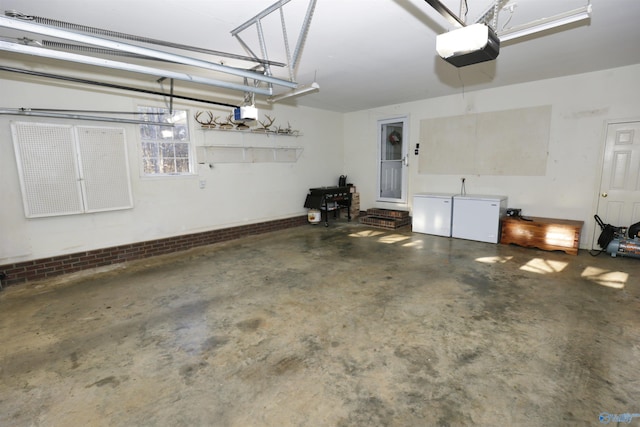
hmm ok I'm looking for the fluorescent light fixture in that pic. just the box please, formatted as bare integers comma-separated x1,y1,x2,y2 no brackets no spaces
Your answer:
267,82,319,103
0,108,174,125
0,40,274,95
0,15,297,89
497,5,592,42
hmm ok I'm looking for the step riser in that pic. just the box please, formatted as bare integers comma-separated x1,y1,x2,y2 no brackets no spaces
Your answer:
359,216,411,229
359,208,411,229
365,208,409,219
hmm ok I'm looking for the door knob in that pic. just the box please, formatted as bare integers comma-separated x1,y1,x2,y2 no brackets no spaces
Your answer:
601,192,608,198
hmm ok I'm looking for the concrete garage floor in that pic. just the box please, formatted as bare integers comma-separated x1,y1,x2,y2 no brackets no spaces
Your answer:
1,221,639,427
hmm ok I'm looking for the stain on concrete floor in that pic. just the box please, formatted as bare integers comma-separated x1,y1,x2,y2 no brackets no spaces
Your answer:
1,221,639,426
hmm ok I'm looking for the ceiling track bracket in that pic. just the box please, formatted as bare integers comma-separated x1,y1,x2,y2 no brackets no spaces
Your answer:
423,0,466,28
231,0,317,83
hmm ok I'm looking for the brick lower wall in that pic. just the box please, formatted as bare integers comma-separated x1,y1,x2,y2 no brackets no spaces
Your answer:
0,215,307,288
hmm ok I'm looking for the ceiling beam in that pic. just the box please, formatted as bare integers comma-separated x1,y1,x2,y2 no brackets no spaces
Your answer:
0,15,297,89
497,5,592,42
5,10,286,68
0,41,274,96
423,0,466,28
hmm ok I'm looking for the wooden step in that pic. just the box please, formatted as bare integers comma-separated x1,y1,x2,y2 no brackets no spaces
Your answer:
364,208,410,220
359,216,411,229
359,208,411,229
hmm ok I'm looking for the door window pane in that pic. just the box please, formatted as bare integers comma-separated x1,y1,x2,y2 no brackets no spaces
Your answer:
384,124,403,160
378,118,408,202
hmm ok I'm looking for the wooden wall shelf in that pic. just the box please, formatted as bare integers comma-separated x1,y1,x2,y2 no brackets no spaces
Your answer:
500,216,584,255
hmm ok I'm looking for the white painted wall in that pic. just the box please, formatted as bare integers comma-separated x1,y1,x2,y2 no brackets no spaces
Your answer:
343,64,640,249
3,63,639,263
0,71,344,264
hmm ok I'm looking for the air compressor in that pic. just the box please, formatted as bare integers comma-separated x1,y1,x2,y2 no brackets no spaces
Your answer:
593,215,640,259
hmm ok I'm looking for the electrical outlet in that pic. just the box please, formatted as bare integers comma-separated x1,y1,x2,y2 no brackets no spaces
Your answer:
199,180,206,189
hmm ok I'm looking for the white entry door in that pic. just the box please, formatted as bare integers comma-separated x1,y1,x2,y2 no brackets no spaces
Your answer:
593,120,640,247
377,117,408,203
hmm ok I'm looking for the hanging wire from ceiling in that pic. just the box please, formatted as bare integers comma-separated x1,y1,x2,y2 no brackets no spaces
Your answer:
500,5,515,31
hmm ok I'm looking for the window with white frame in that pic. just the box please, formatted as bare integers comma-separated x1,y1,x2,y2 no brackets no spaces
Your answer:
138,106,191,175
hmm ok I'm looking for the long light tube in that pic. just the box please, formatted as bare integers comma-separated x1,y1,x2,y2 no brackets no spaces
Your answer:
0,108,174,125
267,82,319,103
497,5,592,42
0,15,297,89
0,41,274,96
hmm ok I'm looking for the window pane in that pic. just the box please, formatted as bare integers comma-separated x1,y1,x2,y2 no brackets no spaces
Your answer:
161,142,175,158
175,143,189,157
143,158,159,174
139,106,191,176
162,158,176,173
142,142,157,158
384,124,403,161
175,124,188,141
176,159,190,173
140,123,152,140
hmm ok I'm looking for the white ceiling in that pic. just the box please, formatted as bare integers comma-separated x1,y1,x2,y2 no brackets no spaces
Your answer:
1,0,639,113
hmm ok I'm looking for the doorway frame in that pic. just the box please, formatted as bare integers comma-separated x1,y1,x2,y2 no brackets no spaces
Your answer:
591,116,640,249
376,116,409,204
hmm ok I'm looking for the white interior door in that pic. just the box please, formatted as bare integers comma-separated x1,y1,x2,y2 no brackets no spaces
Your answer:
593,120,640,247
377,117,408,203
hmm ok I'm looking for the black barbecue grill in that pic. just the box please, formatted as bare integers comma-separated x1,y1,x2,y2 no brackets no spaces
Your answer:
304,186,352,226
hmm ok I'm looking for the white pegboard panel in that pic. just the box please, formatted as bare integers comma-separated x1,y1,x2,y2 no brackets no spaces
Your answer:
10,122,134,218
76,126,133,212
11,122,84,218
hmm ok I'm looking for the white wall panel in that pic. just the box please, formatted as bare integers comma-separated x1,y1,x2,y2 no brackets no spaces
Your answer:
11,122,83,217
0,70,343,263
76,126,133,212
344,64,640,249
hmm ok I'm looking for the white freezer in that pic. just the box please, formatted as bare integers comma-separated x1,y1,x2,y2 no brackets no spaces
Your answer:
452,194,508,243
412,193,455,237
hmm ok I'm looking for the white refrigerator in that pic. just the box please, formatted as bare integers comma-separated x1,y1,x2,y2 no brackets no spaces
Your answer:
412,193,455,237
452,195,508,243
